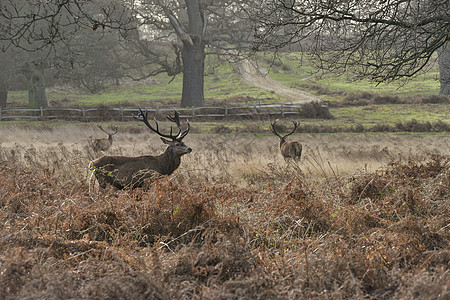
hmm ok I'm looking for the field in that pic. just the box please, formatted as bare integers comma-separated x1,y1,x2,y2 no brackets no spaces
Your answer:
6,56,448,136
1,51,449,298
0,124,449,299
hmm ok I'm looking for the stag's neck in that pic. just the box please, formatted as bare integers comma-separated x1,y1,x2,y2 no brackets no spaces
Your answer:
157,147,182,175
279,138,286,149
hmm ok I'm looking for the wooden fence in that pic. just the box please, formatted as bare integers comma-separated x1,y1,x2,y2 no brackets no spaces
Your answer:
0,102,320,121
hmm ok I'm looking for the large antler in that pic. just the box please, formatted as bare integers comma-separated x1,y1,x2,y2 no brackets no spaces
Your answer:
134,108,190,141
270,120,283,139
271,120,299,139
97,125,118,136
166,109,190,140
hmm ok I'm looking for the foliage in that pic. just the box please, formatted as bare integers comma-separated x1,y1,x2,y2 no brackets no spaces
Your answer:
252,0,449,93
0,132,448,299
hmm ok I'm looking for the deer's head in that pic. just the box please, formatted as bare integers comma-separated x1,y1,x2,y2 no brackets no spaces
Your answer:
134,108,192,156
270,120,299,148
97,125,118,141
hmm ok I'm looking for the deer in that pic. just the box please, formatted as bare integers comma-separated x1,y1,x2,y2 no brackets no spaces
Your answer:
89,108,191,190
270,120,302,162
89,125,118,152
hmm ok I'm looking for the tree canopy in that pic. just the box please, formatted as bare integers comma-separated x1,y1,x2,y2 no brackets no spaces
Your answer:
252,0,449,94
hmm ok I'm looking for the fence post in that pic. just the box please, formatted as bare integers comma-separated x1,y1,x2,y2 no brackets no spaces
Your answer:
192,107,195,118
82,107,85,120
225,101,228,118
120,107,124,122
0,107,2,121
40,107,44,117
281,103,284,117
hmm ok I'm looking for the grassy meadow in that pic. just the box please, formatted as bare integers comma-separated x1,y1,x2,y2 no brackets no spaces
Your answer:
1,52,449,298
5,54,448,134
262,52,441,98
7,62,284,107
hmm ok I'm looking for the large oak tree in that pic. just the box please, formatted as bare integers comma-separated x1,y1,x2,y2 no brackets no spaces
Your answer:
251,0,449,94
110,0,253,106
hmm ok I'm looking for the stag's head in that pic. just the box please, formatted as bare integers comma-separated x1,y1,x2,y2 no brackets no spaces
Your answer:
134,108,192,156
270,120,299,148
97,124,118,140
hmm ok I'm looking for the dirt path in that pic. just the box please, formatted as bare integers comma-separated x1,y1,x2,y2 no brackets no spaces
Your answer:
234,60,322,103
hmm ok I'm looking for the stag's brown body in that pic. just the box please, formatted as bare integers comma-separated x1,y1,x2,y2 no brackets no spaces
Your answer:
90,109,191,190
90,146,189,189
271,120,302,162
280,140,302,161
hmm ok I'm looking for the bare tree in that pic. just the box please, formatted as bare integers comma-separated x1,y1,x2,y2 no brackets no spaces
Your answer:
89,125,118,152
0,40,38,108
89,109,191,189
121,0,255,107
0,42,14,107
22,61,49,108
271,120,302,162
54,28,131,93
0,0,134,52
252,0,449,94
0,80,6,108
1,0,255,107
0,0,136,106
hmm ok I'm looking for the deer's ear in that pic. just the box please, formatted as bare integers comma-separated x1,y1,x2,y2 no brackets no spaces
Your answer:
160,137,171,144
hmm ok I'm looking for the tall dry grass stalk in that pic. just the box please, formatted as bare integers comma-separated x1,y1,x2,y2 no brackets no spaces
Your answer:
0,125,449,185
0,124,448,299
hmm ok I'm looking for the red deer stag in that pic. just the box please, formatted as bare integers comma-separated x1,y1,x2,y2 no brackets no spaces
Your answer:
271,120,302,162
89,125,118,152
89,108,191,189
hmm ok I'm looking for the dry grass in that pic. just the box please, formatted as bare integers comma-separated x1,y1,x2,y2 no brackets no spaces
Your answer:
0,124,449,299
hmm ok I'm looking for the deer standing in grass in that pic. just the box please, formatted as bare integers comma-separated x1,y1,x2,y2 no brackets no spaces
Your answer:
89,125,118,152
271,120,302,162
89,108,191,190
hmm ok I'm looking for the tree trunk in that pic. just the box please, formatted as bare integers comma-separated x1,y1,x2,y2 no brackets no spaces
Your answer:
0,80,7,108
437,42,450,95
24,62,49,108
180,41,205,107
178,0,206,107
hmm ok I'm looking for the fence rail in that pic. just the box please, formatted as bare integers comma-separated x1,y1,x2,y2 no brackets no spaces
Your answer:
0,102,317,121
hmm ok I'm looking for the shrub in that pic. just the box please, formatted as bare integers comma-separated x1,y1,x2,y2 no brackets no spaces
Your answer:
432,120,450,132
238,123,266,133
272,179,332,235
211,125,233,133
1,136,448,300
421,95,450,104
374,95,400,104
302,101,334,119
354,124,365,132
344,92,374,103
386,154,449,181
349,173,391,204
370,123,393,132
